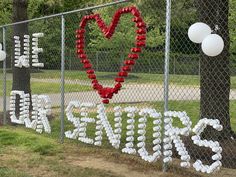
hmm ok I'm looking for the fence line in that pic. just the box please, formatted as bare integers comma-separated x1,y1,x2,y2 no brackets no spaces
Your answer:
2,27,6,125
1,0,235,176
0,0,130,29
60,15,65,143
163,0,171,172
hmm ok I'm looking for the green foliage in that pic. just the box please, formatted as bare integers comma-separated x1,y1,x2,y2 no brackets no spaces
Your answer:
87,1,166,50
0,128,121,177
28,0,63,18
229,0,236,72
0,130,18,146
170,25,199,54
229,0,236,52
88,13,135,49
0,128,62,155
0,0,236,71
0,0,12,25
0,167,32,177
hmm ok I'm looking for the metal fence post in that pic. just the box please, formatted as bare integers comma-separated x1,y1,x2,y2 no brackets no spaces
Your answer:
2,27,7,125
198,57,201,76
174,57,176,75
163,0,172,172
60,14,65,143
96,51,99,71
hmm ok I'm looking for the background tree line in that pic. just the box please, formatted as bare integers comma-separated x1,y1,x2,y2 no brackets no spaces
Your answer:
0,0,235,75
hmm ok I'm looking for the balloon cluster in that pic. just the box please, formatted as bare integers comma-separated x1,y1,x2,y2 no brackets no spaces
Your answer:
0,43,6,61
76,6,147,104
188,22,224,57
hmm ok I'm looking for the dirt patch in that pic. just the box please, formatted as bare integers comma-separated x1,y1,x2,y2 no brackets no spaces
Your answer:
66,153,236,177
1,136,236,177
0,147,57,177
63,144,236,177
67,155,173,177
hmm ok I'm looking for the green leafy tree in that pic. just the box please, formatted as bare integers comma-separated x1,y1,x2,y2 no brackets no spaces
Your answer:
0,0,12,25
198,0,235,140
12,0,30,114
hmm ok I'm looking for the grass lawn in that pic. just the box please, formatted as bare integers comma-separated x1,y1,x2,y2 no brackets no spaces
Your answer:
2,70,236,89
2,125,214,177
0,128,122,177
0,100,236,177
29,69,236,89
0,80,92,96
30,70,201,86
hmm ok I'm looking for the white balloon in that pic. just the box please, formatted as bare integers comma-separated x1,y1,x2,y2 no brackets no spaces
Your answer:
201,34,224,57
188,22,212,43
0,50,6,61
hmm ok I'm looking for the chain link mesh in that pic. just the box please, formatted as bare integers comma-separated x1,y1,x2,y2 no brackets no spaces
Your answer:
0,32,3,117
0,0,235,176
168,0,236,175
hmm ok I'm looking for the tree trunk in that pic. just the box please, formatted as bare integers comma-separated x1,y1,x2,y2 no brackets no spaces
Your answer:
12,0,31,113
197,0,235,140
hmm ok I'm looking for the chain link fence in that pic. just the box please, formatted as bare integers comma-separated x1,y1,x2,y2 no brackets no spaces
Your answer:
0,0,236,176
0,31,3,124
168,0,236,176
1,16,62,137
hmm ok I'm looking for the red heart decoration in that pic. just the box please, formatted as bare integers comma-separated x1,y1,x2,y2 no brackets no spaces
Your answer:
76,6,146,104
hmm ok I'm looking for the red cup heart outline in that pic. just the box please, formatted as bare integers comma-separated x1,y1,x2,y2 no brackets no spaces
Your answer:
76,6,147,104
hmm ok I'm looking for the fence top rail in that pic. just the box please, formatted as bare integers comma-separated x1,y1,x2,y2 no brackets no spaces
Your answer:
0,0,130,28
